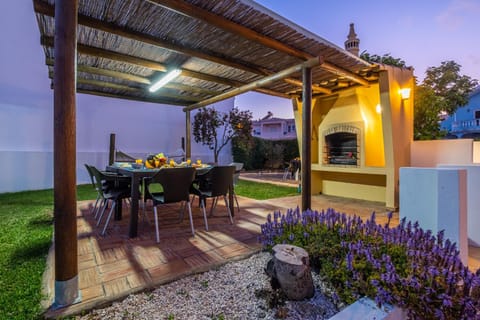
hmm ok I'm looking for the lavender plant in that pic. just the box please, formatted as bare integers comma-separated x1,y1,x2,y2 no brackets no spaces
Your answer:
259,207,480,319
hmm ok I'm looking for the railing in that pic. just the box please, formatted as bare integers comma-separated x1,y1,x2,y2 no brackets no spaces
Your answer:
451,120,480,133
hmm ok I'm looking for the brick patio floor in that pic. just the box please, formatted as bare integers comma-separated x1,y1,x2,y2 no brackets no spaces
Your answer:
42,182,480,318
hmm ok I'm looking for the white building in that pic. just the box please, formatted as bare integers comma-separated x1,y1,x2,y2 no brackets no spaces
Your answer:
252,112,296,140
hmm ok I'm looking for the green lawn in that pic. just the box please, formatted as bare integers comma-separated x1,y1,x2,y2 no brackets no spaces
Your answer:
235,179,298,199
0,180,295,319
0,185,94,320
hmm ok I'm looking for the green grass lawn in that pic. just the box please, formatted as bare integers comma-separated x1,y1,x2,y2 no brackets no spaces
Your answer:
0,185,94,320
0,180,294,319
235,179,298,199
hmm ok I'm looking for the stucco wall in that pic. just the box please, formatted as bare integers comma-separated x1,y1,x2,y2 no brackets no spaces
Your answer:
410,139,476,167
0,94,234,193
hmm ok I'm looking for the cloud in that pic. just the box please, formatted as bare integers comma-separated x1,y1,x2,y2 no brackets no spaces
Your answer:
436,0,480,30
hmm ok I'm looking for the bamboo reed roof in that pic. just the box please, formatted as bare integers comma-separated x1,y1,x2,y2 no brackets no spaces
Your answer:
33,0,380,109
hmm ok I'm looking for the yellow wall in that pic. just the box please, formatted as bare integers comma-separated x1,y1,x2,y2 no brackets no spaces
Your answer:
379,66,415,208
357,86,385,167
322,181,386,203
293,65,414,210
316,85,385,167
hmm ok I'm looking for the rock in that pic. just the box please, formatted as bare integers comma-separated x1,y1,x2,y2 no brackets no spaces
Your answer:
269,244,314,300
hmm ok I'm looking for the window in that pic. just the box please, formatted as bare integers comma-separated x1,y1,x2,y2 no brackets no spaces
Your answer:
475,110,480,119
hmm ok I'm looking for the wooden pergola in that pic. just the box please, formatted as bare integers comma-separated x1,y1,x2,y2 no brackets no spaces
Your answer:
33,0,378,307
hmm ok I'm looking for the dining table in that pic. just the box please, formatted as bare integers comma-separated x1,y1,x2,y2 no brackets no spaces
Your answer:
106,162,235,238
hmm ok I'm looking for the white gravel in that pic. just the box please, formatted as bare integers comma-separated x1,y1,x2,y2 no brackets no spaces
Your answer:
79,251,341,320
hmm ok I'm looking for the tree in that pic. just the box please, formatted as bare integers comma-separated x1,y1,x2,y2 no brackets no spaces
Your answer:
422,61,478,115
415,61,478,140
193,107,253,163
360,51,408,68
413,86,446,140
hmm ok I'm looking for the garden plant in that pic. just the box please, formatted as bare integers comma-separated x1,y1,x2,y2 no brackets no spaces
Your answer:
260,207,480,319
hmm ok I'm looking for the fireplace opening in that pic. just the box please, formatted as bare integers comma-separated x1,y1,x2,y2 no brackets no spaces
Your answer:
324,132,359,165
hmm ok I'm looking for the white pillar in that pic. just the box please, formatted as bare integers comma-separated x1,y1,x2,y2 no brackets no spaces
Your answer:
399,167,468,264
438,164,480,247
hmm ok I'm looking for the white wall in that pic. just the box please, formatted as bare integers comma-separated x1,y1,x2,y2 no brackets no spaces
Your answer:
0,96,233,193
410,139,477,167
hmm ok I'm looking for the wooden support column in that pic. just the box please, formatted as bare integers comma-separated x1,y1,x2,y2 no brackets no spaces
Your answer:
53,0,80,308
109,133,115,165
301,66,312,212
185,110,191,160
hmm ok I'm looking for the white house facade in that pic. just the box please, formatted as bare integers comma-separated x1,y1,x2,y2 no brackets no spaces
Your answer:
252,113,296,140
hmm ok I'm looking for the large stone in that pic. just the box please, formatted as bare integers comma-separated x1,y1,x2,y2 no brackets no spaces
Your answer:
269,244,314,300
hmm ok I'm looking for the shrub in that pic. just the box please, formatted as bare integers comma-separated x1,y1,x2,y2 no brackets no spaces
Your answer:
232,137,299,170
259,207,480,319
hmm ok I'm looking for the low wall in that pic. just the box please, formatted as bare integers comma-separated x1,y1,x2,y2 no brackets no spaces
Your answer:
410,139,478,167
0,149,231,193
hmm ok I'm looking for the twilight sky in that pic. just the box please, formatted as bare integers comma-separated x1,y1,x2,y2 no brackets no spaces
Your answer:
237,0,480,119
1,1,479,121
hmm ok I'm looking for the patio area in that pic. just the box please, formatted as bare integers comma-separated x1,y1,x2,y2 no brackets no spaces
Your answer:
41,183,480,318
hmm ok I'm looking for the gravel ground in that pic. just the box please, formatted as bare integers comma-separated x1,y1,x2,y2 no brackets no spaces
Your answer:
79,251,341,320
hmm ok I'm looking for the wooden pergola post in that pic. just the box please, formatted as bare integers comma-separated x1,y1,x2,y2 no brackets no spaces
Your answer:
185,110,191,160
301,66,312,211
53,0,80,308
109,133,116,165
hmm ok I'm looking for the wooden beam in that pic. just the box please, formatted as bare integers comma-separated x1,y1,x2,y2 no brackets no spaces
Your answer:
77,65,150,85
47,58,224,95
53,0,79,307
146,0,311,60
145,0,371,86
184,57,322,111
35,0,332,95
42,36,290,99
283,78,331,95
76,78,204,102
162,83,220,96
47,60,151,84
37,0,368,97
320,61,370,87
34,0,263,75
42,36,238,87
77,89,188,107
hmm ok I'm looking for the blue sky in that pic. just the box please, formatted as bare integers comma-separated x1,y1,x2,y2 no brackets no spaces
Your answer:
237,0,480,119
1,1,479,121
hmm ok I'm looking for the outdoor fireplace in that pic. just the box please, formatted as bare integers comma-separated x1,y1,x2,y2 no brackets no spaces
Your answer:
323,125,360,166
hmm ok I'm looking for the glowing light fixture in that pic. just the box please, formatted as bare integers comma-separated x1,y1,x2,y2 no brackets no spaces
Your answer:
149,69,181,92
376,104,382,114
399,88,411,100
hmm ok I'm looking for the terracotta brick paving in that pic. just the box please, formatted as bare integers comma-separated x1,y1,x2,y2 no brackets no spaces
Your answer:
43,188,480,318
